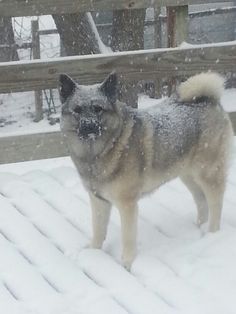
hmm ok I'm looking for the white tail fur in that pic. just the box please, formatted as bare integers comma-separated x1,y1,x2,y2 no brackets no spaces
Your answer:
178,72,225,103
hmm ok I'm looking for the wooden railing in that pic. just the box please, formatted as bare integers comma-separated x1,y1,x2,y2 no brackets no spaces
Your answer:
0,0,235,164
0,0,229,17
0,41,235,93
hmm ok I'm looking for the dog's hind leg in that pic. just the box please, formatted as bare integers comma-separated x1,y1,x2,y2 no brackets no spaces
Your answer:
196,172,226,233
181,175,209,226
89,192,111,249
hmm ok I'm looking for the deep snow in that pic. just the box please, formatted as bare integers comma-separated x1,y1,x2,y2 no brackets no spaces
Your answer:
0,138,235,314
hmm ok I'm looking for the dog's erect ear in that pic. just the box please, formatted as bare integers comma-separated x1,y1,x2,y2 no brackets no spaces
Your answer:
59,74,76,103
100,72,117,104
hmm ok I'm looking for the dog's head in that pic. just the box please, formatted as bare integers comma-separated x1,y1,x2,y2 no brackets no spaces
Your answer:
59,72,119,140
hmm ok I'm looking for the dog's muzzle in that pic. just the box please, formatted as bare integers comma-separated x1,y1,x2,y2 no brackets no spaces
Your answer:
78,119,101,139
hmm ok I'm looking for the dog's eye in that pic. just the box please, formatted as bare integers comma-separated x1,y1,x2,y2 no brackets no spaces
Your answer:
74,106,82,114
94,105,103,114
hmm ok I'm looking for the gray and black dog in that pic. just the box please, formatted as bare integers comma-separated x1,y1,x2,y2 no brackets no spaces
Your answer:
59,72,233,269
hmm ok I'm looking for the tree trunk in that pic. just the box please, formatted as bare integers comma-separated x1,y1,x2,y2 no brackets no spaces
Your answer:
0,17,19,61
52,13,101,56
111,9,146,107
111,9,146,52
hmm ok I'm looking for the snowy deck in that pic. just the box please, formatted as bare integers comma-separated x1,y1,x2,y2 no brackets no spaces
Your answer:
0,140,235,314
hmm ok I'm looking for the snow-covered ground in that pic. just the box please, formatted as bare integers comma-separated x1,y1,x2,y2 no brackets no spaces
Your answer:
0,91,60,137
0,138,235,314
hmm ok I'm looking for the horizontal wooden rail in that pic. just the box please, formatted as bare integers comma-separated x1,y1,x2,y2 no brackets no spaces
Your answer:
38,29,58,36
189,6,236,18
0,132,68,164
0,41,235,93
0,111,235,164
0,0,230,17
0,43,32,49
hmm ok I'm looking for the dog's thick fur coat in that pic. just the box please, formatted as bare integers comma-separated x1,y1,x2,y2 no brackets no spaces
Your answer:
60,72,233,269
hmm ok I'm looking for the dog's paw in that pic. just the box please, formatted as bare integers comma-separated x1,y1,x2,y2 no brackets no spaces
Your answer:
196,211,208,227
90,239,103,249
123,260,132,272
122,252,135,271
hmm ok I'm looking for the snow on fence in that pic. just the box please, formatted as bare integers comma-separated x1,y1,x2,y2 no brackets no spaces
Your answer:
0,0,235,164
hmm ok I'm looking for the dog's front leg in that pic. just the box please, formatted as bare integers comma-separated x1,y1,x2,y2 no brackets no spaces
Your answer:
117,200,138,270
89,192,111,249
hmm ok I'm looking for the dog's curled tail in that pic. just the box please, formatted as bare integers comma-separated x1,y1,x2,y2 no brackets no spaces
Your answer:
178,72,225,103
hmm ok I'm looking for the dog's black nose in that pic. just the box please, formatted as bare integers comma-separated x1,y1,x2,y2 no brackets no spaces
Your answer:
79,120,100,138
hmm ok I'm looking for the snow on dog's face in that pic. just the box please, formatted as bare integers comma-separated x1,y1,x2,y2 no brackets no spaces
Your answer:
59,72,119,141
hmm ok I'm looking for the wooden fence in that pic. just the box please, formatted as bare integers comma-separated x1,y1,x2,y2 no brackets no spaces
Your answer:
0,41,236,93
0,0,235,164
0,0,229,17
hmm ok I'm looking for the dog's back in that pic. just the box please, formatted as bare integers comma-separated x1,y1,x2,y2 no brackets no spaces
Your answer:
118,73,233,189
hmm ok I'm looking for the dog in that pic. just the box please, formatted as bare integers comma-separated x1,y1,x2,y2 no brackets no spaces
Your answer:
59,72,233,269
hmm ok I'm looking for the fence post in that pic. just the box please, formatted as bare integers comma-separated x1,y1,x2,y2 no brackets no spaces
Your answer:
153,7,162,98
154,7,162,48
167,5,188,47
167,5,188,95
31,19,43,122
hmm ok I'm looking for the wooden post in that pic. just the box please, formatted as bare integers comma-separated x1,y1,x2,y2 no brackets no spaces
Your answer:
60,40,66,57
167,5,188,47
167,5,188,95
31,19,43,122
154,7,162,98
154,7,162,48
